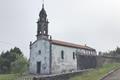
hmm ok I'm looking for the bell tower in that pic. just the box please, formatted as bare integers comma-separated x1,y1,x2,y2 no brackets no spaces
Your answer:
29,1,52,75
37,3,49,40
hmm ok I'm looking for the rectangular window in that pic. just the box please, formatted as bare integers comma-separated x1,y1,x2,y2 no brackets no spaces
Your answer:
73,52,75,60
61,50,64,59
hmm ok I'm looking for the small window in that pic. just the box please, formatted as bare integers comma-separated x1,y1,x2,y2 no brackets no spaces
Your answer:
73,52,75,60
38,50,41,55
61,50,64,59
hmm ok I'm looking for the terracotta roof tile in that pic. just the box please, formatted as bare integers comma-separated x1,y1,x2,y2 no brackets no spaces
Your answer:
51,40,95,51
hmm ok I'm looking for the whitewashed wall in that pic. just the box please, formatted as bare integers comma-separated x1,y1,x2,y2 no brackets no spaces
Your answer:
51,44,77,74
29,39,50,74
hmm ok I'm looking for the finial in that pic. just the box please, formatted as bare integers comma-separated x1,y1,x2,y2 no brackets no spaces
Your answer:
42,0,44,8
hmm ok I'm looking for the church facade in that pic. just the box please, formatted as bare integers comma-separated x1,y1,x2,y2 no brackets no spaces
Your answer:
29,4,96,75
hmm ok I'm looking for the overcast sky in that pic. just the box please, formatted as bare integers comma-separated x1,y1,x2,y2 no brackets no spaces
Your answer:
0,0,120,58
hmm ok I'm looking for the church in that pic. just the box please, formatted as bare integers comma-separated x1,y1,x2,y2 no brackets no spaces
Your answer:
29,4,96,75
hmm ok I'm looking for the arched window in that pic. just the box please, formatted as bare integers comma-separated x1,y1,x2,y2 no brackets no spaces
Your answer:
61,50,64,59
44,31,46,34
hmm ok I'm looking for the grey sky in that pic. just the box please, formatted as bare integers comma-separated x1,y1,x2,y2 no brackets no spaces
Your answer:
0,0,120,58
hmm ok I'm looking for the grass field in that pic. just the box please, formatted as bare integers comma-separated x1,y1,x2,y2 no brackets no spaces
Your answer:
70,63,120,80
0,74,18,80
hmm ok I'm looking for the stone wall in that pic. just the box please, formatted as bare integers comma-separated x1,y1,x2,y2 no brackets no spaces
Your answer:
96,56,120,67
77,55,120,70
33,69,90,80
77,55,97,70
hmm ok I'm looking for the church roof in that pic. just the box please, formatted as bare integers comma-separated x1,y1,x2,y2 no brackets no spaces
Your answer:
51,40,96,51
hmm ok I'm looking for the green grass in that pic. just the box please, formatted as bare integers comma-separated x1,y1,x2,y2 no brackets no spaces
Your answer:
70,63,120,80
0,63,120,80
0,74,19,80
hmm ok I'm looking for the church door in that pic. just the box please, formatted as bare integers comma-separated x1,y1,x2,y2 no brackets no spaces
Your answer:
37,61,41,74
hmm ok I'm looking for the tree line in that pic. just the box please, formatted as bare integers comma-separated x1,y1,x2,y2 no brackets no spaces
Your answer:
0,47,28,74
99,47,120,57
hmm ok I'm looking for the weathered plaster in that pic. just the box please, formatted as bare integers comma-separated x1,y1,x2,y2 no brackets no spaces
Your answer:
51,44,77,74
29,39,50,74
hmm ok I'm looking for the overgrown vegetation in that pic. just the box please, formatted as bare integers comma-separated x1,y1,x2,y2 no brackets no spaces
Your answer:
70,63,120,80
0,47,28,74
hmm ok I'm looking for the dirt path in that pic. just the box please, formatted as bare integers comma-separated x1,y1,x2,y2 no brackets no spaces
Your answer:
102,69,120,80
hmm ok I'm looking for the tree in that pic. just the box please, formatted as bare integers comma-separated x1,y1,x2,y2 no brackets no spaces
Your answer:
115,47,120,55
102,47,120,57
10,55,28,74
0,47,28,74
